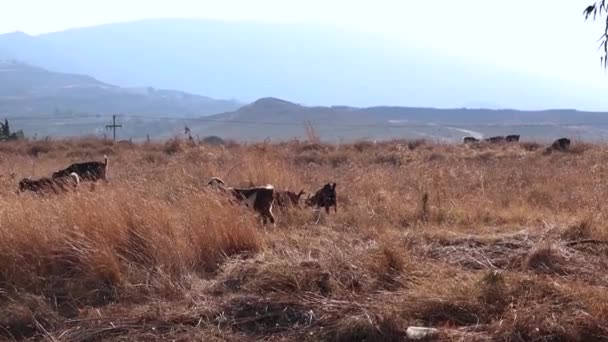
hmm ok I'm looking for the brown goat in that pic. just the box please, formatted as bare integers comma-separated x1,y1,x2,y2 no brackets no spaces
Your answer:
207,177,276,224
305,183,337,214
18,172,80,195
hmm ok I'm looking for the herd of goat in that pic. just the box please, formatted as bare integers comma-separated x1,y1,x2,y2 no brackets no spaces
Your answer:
463,135,572,152
15,155,338,225
14,136,573,224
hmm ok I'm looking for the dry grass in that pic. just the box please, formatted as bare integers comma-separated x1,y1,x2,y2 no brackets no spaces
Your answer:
1,138,608,340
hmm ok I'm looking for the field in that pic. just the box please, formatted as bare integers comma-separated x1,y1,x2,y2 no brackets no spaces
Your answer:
1,138,608,341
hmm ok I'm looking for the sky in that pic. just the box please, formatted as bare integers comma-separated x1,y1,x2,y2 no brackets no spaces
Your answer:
0,0,607,104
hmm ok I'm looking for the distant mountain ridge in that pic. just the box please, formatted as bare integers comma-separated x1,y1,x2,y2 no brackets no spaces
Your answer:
0,60,241,116
2,19,608,110
1,20,608,141
193,97,608,142
3,91,608,141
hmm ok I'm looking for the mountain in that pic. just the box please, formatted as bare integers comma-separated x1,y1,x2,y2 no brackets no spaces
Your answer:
192,97,608,142
5,91,608,141
0,60,241,116
0,60,242,138
1,19,608,110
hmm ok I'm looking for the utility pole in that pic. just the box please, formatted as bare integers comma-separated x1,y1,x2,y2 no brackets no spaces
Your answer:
105,115,122,141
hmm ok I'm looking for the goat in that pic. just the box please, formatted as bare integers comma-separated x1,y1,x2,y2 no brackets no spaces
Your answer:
18,172,80,195
505,134,520,143
53,155,109,182
545,138,571,154
305,182,337,214
207,177,276,224
484,136,505,144
275,190,306,209
463,137,480,144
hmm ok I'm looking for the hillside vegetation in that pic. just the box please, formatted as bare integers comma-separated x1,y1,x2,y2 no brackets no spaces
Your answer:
1,138,608,341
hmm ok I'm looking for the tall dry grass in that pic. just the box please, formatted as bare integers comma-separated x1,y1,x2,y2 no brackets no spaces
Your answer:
1,138,608,340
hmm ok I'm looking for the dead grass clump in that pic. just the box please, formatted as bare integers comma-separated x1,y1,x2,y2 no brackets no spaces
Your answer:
562,218,595,241
296,143,328,153
419,233,533,271
163,138,183,155
407,139,426,150
418,192,429,222
328,152,349,168
0,292,60,340
222,296,314,335
292,145,348,167
42,237,123,309
523,246,568,275
494,307,606,341
27,143,52,157
568,142,592,154
494,278,608,339
72,137,103,149
65,149,94,159
183,196,261,273
414,300,483,326
364,244,408,290
212,259,331,296
294,150,325,166
97,146,116,156
139,152,168,165
353,140,375,152
527,189,553,208
471,151,494,162
508,277,574,307
0,140,25,155
475,271,508,316
0,199,128,309
326,260,366,294
323,313,405,342
519,141,542,151
426,152,445,162
373,153,402,166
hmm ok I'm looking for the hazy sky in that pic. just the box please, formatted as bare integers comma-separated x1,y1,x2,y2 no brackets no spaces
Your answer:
1,0,607,96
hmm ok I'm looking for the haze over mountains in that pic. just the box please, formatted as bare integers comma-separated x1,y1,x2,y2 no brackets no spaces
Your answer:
3,18,608,110
1,19,608,141
0,60,240,116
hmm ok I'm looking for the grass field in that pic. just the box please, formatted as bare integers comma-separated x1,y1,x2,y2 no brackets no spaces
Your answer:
1,137,608,341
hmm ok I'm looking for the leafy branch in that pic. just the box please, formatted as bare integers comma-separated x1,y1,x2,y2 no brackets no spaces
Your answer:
584,1,608,67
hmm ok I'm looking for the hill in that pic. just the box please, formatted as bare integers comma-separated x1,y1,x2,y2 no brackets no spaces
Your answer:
4,89,608,141
0,60,240,116
193,97,608,142
1,19,608,110
0,60,241,138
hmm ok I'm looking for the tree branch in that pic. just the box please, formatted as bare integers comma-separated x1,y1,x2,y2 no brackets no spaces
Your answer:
585,1,608,67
